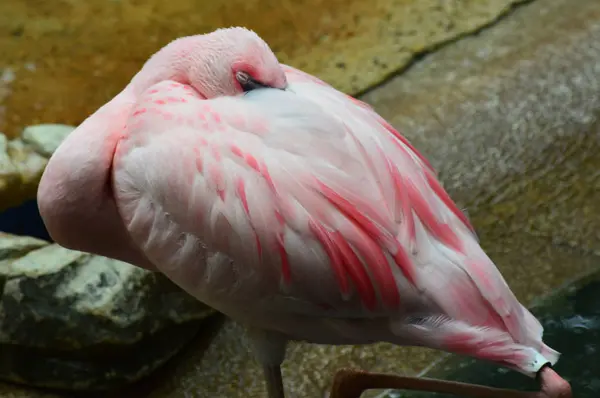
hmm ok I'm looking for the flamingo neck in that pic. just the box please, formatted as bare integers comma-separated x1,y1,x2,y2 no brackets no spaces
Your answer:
129,36,200,95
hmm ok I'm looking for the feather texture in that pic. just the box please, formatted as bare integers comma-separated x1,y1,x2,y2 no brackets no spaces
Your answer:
37,28,562,387
111,66,557,377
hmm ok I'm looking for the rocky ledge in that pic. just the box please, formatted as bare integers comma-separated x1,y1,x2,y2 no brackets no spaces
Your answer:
0,124,73,213
0,232,216,391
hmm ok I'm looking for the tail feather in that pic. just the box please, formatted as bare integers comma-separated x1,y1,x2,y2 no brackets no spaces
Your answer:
390,315,559,377
459,243,530,344
408,219,558,376
437,225,546,351
541,342,560,366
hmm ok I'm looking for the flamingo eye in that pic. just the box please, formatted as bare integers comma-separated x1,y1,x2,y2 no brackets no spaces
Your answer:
235,70,269,92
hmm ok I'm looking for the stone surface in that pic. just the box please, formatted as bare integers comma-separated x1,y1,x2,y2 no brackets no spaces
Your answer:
21,124,74,158
0,134,19,200
135,0,600,397
0,133,48,213
361,0,600,266
0,0,531,138
0,384,60,398
0,232,216,391
0,124,75,213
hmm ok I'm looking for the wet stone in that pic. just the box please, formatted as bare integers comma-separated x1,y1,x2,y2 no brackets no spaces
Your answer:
0,134,20,204
21,124,75,158
0,232,217,391
0,0,530,137
0,131,48,213
0,124,73,213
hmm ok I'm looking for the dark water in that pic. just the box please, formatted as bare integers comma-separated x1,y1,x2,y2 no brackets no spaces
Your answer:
394,277,600,398
0,199,52,241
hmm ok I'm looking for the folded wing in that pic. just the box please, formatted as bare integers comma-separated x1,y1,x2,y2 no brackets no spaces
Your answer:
113,78,537,351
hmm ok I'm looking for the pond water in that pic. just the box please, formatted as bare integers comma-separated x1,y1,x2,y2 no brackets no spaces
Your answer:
0,199,51,241
392,274,600,398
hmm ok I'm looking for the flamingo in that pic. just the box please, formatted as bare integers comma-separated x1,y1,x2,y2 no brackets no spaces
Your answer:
37,27,572,398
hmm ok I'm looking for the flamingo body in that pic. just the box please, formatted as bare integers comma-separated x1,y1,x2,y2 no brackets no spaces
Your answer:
37,27,567,397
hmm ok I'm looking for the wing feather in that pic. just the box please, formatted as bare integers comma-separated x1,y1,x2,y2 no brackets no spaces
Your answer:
113,77,532,346
282,65,532,343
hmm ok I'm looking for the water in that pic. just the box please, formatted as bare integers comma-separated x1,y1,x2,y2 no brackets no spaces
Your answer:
393,276,600,397
0,199,52,241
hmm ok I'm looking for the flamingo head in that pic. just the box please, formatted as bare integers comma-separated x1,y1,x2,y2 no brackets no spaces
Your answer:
133,27,288,97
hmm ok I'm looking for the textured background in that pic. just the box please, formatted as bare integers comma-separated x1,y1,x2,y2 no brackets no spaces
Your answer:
0,0,529,137
2,0,600,396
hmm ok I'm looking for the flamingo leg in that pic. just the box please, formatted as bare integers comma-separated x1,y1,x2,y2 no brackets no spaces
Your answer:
246,327,289,398
329,366,571,398
263,364,285,398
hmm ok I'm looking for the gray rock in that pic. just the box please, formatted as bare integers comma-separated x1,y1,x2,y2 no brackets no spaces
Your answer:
20,124,75,158
0,232,217,391
0,134,19,196
0,132,48,212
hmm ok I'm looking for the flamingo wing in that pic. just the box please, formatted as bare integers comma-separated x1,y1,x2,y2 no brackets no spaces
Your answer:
280,65,535,337
112,77,527,342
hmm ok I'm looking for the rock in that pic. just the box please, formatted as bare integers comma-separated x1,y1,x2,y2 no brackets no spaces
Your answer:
6,139,47,201
0,133,47,213
143,0,600,397
0,124,75,213
0,0,530,137
0,232,217,391
0,382,60,398
0,233,46,259
0,124,74,213
21,124,74,158
361,0,600,261
0,120,219,393
0,134,19,201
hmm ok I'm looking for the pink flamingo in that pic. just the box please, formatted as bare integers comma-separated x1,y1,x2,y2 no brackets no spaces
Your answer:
37,27,572,398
